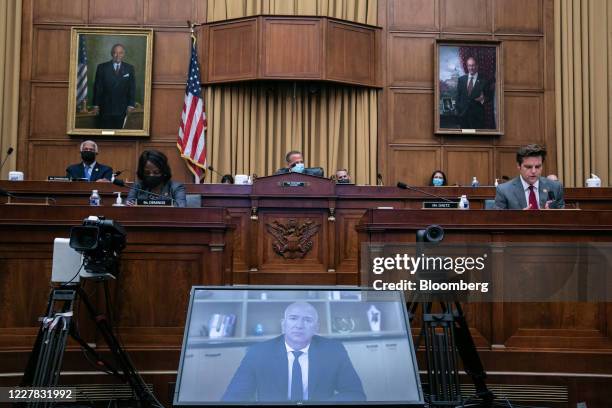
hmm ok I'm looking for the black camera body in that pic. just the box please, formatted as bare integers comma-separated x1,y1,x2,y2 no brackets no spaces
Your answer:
69,216,126,279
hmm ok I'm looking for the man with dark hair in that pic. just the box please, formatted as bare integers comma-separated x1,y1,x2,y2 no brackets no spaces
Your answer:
455,57,492,129
494,144,564,209
222,302,365,402
92,43,136,129
65,140,113,182
274,151,324,177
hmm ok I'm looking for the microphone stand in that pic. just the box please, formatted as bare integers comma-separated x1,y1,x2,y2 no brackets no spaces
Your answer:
0,147,14,175
396,182,455,203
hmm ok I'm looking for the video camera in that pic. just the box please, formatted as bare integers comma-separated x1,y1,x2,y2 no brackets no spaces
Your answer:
69,216,126,279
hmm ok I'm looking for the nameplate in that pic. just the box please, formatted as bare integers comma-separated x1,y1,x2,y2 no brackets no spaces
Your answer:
280,181,307,187
136,198,172,206
47,176,71,182
461,128,476,134
423,201,459,209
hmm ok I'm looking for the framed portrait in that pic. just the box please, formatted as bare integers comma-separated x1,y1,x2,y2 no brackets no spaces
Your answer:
67,27,153,137
435,40,503,135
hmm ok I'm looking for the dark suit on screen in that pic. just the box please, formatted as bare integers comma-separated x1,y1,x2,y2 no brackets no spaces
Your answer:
93,60,136,129
222,335,365,402
455,74,491,129
494,176,565,209
66,162,113,181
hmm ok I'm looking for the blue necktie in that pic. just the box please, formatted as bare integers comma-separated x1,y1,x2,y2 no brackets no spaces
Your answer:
291,351,303,401
84,166,91,180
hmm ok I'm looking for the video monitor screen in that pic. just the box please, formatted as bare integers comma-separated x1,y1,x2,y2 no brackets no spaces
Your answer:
174,286,424,407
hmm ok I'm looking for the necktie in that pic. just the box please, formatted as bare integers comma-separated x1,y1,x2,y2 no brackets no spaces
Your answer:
85,166,91,180
114,63,120,73
467,76,474,95
528,185,538,210
291,351,304,401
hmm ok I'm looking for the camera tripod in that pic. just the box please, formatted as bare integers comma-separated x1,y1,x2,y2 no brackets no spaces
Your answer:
21,282,158,408
408,299,494,408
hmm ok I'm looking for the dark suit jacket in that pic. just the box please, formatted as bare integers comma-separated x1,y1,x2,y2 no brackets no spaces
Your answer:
93,61,136,116
126,180,186,207
455,73,491,129
222,335,365,402
494,176,565,209
65,162,113,181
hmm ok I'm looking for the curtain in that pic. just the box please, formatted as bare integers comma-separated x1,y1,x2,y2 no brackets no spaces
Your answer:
555,0,611,186
0,0,21,179
205,83,377,184
202,0,378,184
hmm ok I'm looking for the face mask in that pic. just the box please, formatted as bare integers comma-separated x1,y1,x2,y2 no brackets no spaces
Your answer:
432,177,444,186
292,163,305,173
337,178,350,184
81,151,96,164
143,175,163,188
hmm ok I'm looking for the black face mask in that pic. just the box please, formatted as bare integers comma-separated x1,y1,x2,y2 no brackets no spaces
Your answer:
143,175,164,188
337,178,350,184
81,151,96,164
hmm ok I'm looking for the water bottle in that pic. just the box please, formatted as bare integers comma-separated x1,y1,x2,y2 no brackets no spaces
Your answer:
459,194,469,209
89,189,101,206
471,176,480,187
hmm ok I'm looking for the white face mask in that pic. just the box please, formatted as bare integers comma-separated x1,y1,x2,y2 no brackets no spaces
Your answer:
292,163,305,173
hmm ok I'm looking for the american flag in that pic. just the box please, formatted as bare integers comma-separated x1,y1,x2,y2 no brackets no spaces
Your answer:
177,36,207,181
76,35,88,110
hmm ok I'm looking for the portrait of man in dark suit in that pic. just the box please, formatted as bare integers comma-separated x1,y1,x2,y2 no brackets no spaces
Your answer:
222,302,365,402
92,43,136,129
455,57,491,129
437,42,501,134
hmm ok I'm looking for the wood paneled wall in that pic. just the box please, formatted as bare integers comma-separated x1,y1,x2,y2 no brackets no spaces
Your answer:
18,0,207,183
18,0,555,186
378,0,556,187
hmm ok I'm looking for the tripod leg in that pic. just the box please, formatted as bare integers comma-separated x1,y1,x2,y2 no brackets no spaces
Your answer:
452,302,494,404
75,286,154,406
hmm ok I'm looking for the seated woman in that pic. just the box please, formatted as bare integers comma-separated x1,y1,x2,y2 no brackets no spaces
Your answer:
127,150,186,207
429,170,447,187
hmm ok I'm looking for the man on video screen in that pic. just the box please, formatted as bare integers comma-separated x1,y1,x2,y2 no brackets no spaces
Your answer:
222,302,365,402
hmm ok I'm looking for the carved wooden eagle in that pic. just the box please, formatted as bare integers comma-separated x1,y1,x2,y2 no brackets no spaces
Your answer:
265,219,320,259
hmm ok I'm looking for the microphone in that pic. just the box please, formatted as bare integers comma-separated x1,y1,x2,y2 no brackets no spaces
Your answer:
207,165,224,181
0,147,14,173
112,178,173,204
377,173,384,186
396,181,454,202
111,169,126,183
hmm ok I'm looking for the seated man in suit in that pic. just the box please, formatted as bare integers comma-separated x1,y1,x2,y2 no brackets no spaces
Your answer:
495,144,564,209
222,302,365,402
274,150,324,177
66,140,113,182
